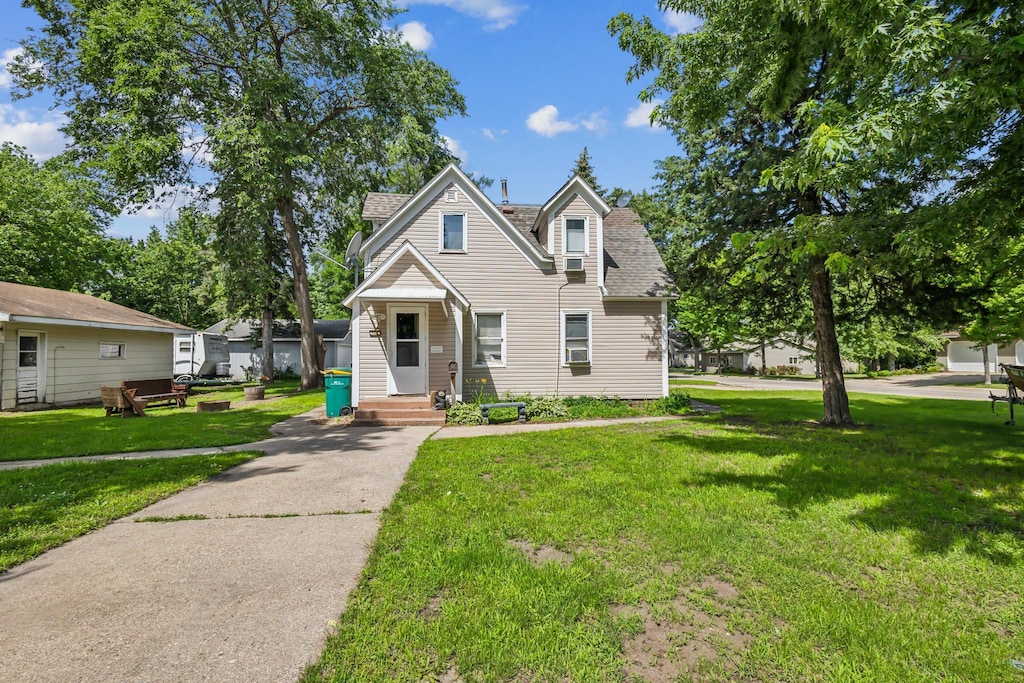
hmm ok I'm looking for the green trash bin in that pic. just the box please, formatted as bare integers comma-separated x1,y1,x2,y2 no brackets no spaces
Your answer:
324,368,352,417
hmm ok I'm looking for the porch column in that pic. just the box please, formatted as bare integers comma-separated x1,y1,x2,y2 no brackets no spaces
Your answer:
454,301,464,403
351,301,360,407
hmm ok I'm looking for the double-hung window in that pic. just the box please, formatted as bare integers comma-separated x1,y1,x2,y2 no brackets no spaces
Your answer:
563,311,591,365
474,311,506,366
563,216,587,254
440,213,466,252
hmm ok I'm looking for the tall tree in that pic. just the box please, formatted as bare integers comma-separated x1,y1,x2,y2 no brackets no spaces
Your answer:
0,144,111,291
18,0,465,390
610,1,1009,425
570,147,605,196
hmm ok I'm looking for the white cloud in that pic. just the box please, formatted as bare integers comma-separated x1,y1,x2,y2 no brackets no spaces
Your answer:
404,0,525,30
398,21,434,50
442,134,468,162
482,127,507,141
580,110,610,135
0,104,68,160
624,101,666,131
664,10,702,34
0,47,23,88
526,105,578,137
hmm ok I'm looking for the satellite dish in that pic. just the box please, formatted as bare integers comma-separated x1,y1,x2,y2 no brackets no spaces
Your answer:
616,192,633,208
344,232,363,269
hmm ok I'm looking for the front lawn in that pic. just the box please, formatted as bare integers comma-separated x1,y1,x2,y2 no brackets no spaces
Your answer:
0,452,258,571
305,390,1023,682
0,382,325,461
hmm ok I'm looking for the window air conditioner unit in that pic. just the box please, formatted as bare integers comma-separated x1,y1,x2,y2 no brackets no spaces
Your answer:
567,348,590,364
564,257,584,272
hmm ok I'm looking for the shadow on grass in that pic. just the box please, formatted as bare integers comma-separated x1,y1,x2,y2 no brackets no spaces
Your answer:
666,393,1024,564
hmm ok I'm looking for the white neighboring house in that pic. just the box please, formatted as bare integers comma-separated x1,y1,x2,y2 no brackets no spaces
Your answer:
936,333,1024,372
0,281,192,410
204,319,352,380
699,337,857,375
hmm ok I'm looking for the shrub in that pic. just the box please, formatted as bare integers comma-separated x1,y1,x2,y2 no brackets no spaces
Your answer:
652,390,691,415
525,396,569,420
446,402,483,425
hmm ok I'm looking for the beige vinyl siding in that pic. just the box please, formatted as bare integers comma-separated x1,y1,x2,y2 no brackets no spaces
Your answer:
1,324,176,410
364,183,666,399
357,308,388,399
427,301,457,392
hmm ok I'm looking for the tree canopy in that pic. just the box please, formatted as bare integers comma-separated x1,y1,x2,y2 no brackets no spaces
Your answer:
611,1,1023,425
18,0,465,389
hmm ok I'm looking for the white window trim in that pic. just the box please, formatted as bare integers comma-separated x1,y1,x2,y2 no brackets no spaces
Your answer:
99,341,127,360
560,309,592,366
472,309,507,368
439,211,468,253
562,215,589,256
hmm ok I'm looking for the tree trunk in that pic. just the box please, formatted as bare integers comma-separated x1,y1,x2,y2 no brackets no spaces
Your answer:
982,344,992,385
760,339,767,376
276,168,322,391
810,260,854,426
261,300,275,385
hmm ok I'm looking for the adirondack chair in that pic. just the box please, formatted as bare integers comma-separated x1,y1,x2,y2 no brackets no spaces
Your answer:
99,386,147,417
990,364,1024,425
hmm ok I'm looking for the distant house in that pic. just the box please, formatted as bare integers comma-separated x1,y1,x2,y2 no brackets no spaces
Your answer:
205,318,352,380
698,337,857,375
0,281,191,410
343,163,675,405
935,333,1024,372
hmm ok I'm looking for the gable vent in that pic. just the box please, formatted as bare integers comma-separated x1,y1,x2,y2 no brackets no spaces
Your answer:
445,189,458,203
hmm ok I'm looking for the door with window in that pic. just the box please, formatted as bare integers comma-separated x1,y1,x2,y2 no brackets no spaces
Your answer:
17,333,43,405
389,306,427,394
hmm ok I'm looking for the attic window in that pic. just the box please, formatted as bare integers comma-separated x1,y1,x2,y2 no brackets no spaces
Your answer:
440,212,466,252
100,342,126,360
445,189,458,203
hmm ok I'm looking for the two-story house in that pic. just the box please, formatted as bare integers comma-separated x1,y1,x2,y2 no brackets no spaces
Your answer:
342,164,674,414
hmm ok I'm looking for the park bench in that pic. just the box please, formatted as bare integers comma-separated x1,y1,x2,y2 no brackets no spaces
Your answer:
480,401,527,425
990,363,1024,425
99,385,147,417
121,378,188,409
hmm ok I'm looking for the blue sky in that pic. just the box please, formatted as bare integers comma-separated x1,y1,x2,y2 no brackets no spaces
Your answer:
0,0,699,240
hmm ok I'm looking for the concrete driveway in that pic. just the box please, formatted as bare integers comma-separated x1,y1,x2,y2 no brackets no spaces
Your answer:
686,372,999,402
0,412,437,683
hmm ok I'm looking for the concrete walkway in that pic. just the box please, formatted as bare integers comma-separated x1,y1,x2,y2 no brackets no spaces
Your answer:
0,409,437,683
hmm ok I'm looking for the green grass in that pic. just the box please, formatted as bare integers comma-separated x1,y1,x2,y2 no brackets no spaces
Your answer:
305,390,1023,682
0,383,325,461
670,378,719,386
0,452,258,571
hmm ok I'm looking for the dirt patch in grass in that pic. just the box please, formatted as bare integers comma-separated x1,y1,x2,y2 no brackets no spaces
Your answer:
509,539,574,566
615,577,754,682
419,594,443,621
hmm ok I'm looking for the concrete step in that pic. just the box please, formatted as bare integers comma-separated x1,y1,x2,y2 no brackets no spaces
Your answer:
358,396,432,411
356,408,445,420
352,416,446,427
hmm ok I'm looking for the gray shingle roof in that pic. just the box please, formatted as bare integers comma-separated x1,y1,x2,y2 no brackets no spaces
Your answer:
362,193,413,222
602,208,675,298
0,281,192,332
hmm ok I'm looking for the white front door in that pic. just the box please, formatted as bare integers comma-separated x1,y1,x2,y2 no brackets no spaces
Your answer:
17,332,43,405
389,306,427,395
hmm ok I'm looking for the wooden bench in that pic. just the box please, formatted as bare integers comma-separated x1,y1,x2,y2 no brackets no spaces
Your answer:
991,364,1024,425
480,401,527,424
100,386,147,417
121,378,188,409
